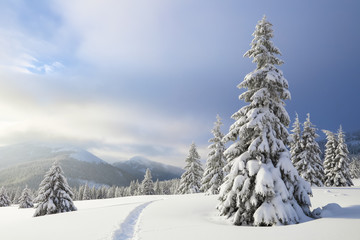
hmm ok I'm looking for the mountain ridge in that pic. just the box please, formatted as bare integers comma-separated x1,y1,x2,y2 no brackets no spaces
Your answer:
0,143,183,189
112,156,184,182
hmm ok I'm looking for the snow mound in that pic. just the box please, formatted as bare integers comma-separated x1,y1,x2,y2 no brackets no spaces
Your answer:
313,203,360,218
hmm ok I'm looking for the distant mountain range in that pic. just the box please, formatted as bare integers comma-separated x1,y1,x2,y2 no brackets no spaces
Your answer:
113,156,184,181
0,143,184,190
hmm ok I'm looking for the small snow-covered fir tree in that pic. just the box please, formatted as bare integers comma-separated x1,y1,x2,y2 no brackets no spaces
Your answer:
201,114,226,195
0,187,11,207
18,186,34,208
333,126,353,186
295,114,324,186
154,179,162,195
12,187,21,204
323,127,353,186
349,157,360,179
323,130,338,186
82,184,91,200
141,168,155,195
178,143,203,194
290,113,302,167
34,161,77,217
217,16,312,226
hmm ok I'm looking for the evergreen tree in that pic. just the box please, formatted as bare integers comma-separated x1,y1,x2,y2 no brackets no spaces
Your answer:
115,186,124,197
323,130,338,186
178,143,203,194
161,181,171,195
12,187,22,204
78,185,84,200
0,187,11,207
290,113,302,167
201,114,226,194
141,168,155,195
18,186,34,208
82,184,91,200
134,180,141,196
295,114,324,186
107,186,116,198
217,16,312,226
170,179,181,194
34,161,77,217
90,186,96,199
128,181,136,196
333,126,353,186
154,179,162,195
349,157,360,179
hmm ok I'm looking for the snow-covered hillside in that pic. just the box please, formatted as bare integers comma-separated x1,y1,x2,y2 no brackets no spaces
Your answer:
1,181,360,240
113,156,184,181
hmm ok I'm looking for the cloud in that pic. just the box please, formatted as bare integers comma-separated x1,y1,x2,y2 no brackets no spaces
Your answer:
52,0,239,75
0,1,227,167
0,70,210,166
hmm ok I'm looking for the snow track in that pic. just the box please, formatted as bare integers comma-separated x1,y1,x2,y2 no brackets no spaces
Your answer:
112,201,154,240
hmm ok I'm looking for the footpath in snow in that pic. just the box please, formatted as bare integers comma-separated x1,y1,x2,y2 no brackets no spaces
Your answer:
0,183,360,240
0,195,163,240
112,201,155,240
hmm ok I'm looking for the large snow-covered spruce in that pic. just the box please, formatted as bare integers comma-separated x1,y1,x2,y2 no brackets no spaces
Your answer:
218,16,312,226
18,186,34,208
141,168,155,195
34,161,77,217
294,114,324,186
178,143,203,194
201,115,226,195
0,187,11,207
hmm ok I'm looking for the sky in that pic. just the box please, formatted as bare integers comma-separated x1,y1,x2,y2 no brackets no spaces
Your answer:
0,0,359,167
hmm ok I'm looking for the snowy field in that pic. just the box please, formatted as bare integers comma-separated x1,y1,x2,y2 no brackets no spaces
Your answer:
1,180,360,240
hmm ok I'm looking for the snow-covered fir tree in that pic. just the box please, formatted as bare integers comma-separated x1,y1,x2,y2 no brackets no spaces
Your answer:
115,186,125,197
178,143,203,194
141,168,155,195
323,130,337,187
290,113,302,167
333,126,353,186
127,180,136,196
18,186,34,208
12,187,22,204
107,186,116,198
201,114,226,195
154,179,162,195
134,180,141,196
34,161,77,217
217,16,312,226
349,156,360,179
323,127,353,186
89,186,96,199
295,114,324,186
82,184,91,200
0,187,11,207
169,179,180,195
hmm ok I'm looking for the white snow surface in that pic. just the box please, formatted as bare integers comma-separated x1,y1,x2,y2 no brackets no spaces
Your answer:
1,180,360,240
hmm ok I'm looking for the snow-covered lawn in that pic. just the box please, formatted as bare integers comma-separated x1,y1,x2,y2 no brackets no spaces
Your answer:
1,181,360,240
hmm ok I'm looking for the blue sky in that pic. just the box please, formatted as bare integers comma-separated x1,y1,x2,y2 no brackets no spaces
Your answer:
0,0,359,166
